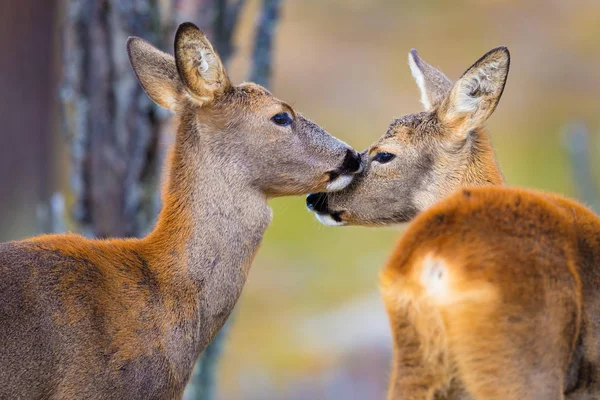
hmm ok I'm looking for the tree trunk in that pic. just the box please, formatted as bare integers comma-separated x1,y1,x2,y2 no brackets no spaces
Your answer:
62,0,165,239
563,122,599,212
0,0,59,241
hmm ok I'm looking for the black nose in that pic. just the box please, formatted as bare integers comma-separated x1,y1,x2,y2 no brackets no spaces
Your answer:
306,192,329,213
339,149,362,174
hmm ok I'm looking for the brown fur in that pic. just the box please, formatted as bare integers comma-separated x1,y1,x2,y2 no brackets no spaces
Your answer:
0,22,361,399
309,48,508,226
381,186,600,399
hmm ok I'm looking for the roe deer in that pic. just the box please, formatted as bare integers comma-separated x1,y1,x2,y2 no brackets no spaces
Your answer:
307,47,508,226
380,186,600,399
0,22,361,399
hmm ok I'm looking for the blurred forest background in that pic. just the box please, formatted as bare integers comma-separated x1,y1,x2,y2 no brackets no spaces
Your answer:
1,0,599,399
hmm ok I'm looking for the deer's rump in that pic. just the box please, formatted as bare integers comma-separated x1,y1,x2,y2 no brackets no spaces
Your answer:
382,187,600,399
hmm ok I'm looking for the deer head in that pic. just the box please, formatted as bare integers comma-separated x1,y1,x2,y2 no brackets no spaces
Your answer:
128,23,362,199
307,47,509,226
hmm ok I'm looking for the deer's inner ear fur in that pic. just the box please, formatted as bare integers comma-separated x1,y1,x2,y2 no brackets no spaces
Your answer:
127,37,183,111
408,49,453,111
174,22,230,106
438,47,510,139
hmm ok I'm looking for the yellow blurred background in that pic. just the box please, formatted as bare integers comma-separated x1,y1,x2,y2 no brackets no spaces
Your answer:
1,0,599,398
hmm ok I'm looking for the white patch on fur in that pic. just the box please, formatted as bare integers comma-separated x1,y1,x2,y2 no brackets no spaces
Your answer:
418,254,498,307
164,96,179,112
453,81,482,114
420,255,450,302
198,49,209,73
184,90,211,106
315,213,346,226
412,187,437,214
408,52,431,110
326,174,354,191
197,48,222,84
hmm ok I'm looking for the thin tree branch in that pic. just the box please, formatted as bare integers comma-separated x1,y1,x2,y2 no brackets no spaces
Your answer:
562,121,600,212
183,320,231,400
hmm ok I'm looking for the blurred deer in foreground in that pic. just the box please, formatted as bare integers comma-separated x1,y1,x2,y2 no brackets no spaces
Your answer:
307,47,508,225
381,186,600,399
0,22,361,399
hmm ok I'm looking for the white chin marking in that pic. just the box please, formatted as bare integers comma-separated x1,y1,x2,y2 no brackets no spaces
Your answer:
326,174,353,192
315,213,346,227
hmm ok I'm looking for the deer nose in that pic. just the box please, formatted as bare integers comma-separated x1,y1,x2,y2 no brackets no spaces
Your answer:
339,149,362,175
306,192,329,213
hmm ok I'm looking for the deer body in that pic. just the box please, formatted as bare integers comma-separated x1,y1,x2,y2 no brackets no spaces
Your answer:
0,23,361,399
381,187,600,399
0,133,268,399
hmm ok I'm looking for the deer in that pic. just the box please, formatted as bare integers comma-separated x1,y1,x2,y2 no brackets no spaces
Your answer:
0,22,362,399
306,47,508,226
380,186,600,399
305,47,600,398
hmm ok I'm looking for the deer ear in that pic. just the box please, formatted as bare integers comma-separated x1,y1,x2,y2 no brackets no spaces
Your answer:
408,49,452,111
174,22,230,106
438,47,510,139
127,37,182,111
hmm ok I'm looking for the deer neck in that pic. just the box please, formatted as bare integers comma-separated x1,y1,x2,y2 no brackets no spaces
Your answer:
461,129,505,187
420,130,504,211
144,120,272,345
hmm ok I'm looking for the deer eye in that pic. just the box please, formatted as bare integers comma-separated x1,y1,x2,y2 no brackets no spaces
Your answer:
271,112,293,127
373,152,396,164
